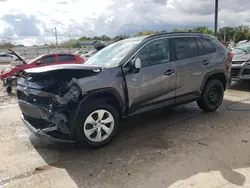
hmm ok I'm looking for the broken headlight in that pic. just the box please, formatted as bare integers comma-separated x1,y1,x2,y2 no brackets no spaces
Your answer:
55,84,81,105
70,85,81,102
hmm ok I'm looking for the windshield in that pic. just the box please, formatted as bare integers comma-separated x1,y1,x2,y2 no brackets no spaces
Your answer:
84,39,142,67
233,44,250,55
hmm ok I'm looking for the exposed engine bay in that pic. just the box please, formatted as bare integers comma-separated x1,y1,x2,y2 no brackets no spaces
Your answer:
17,67,102,140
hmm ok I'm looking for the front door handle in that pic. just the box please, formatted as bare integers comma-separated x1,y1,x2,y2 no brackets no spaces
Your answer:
201,60,210,65
164,69,175,76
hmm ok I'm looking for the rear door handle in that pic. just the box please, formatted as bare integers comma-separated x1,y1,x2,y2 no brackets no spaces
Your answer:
201,60,210,65
164,69,175,76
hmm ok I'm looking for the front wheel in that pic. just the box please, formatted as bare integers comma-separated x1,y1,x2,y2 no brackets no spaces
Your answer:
197,79,224,112
75,103,120,148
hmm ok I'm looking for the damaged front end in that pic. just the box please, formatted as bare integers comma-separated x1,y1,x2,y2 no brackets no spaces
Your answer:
17,66,101,142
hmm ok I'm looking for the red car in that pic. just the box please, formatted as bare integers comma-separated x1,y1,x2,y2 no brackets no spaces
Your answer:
0,49,85,93
221,42,230,48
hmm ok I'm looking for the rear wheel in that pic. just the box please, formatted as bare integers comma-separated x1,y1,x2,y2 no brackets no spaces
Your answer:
197,79,224,112
75,102,119,148
6,86,12,94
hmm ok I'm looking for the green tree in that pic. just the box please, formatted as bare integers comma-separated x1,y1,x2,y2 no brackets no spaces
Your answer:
79,36,92,41
93,36,102,40
134,30,156,37
172,29,179,32
233,32,247,43
70,40,80,48
134,31,144,37
112,34,130,41
0,42,14,48
100,35,111,41
192,27,213,34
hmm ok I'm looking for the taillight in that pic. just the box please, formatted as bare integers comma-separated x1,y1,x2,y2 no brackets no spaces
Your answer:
229,51,234,62
225,51,234,73
225,51,234,66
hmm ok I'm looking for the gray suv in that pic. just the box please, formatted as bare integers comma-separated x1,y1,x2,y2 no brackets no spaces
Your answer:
17,32,232,147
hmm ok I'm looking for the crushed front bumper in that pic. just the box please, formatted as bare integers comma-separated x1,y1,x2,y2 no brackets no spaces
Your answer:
231,62,250,80
21,114,75,143
18,93,74,143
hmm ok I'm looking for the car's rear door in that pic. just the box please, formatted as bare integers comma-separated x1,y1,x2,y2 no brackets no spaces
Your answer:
58,54,77,64
124,37,176,114
171,36,215,104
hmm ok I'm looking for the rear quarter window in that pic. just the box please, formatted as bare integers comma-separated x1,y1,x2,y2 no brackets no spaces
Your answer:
58,54,76,62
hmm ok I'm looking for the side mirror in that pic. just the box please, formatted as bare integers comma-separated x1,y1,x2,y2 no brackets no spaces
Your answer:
134,58,141,69
128,57,141,73
36,60,41,65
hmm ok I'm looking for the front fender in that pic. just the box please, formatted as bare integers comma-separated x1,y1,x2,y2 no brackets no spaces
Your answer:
75,87,125,118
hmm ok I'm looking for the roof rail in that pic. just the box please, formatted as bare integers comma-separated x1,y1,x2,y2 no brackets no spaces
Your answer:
145,31,204,39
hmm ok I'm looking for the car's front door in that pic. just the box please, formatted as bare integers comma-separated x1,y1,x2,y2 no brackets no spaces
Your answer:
123,38,176,114
34,55,57,68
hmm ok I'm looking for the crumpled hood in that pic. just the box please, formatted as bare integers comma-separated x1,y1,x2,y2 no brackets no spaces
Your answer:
19,64,104,86
232,53,250,62
24,64,102,74
18,64,105,93
8,49,26,64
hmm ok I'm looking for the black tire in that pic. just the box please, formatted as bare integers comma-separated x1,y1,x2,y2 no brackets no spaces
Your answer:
6,86,12,94
75,102,120,148
197,79,224,112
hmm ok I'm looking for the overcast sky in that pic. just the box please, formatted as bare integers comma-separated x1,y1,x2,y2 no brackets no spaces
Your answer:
0,0,249,46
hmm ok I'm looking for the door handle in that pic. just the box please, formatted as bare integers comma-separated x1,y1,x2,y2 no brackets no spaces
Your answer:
164,69,175,76
201,60,210,65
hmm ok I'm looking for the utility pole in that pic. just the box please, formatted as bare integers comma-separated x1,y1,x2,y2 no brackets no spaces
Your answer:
224,28,226,42
69,33,71,53
214,0,218,36
55,27,58,48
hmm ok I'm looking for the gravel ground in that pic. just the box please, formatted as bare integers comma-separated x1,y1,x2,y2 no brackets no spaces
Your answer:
0,77,250,188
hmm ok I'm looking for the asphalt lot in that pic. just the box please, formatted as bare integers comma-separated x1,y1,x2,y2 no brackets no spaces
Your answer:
0,63,250,188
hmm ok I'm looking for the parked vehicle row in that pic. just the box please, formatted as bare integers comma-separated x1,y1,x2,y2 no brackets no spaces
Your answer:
16,32,232,148
0,49,85,93
0,52,22,63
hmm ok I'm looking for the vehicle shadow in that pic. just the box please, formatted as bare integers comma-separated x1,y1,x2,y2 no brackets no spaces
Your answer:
229,80,250,92
30,98,250,188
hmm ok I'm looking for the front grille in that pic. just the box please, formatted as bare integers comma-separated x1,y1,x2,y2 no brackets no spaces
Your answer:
232,61,244,64
231,68,241,77
242,69,250,76
17,90,50,106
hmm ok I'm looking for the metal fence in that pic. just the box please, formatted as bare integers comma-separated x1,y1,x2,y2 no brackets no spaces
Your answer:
0,46,95,59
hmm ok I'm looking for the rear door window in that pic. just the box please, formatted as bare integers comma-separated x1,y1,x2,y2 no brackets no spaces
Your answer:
197,37,216,55
58,54,76,62
172,37,199,60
